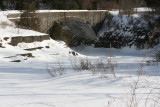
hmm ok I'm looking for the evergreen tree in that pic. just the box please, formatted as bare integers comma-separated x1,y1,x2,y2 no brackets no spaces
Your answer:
0,0,5,10
15,0,23,10
145,0,160,12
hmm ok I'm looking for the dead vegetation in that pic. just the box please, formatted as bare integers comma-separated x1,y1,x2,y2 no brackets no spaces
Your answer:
46,53,117,78
47,61,66,77
69,55,117,78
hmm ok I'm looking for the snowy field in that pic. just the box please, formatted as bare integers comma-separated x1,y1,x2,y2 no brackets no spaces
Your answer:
0,41,159,107
0,9,160,107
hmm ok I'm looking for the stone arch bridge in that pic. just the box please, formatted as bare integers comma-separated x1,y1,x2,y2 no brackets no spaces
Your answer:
8,10,108,33
37,10,108,33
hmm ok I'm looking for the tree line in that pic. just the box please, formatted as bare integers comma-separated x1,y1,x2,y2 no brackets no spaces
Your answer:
0,0,159,10
0,0,80,10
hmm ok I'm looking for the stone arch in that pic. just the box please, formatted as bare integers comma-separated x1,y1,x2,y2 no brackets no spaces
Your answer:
48,16,89,36
48,16,90,41
48,16,96,47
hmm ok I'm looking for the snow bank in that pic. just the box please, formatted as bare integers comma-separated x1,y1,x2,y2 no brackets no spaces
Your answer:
0,12,14,26
0,11,47,39
109,7,153,15
134,7,153,12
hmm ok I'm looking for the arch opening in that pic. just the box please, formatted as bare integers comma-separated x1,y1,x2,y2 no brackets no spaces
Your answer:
48,19,96,47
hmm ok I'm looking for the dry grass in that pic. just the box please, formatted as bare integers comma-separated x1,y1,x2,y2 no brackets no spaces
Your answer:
69,55,117,78
47,61,66,77
126,53,160,107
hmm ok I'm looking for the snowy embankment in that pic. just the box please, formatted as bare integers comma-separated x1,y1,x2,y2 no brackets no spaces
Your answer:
0,11,76,62
97,8,160,49
0,11,48,48
0,12,46,38
0,9,160,107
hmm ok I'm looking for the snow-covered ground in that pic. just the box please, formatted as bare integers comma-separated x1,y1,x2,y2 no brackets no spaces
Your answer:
0,43,159,107
0,9,160,107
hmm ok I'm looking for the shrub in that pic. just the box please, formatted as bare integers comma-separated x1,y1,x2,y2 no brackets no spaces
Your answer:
47,62,66,77
154,49,160,62
70,56,116,78
69,56,92,71
105,12,113,26
79,57,92,70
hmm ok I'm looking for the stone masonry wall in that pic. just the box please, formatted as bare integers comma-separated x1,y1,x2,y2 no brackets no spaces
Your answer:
9,35,50,46
36,11,108,33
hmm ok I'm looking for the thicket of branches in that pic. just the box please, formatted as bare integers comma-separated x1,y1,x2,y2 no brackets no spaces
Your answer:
0,0,156,10
0,0,81,10
145,0,160,12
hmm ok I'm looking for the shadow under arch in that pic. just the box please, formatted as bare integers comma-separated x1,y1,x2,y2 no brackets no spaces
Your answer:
47,17,97,47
